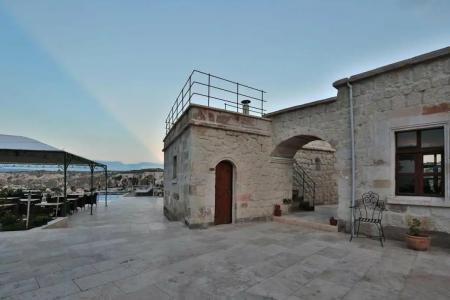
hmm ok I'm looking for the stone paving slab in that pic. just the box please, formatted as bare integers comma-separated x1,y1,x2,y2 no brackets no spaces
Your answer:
1,196,449,300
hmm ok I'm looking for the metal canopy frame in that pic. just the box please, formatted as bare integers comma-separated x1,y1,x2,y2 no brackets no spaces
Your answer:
0,135,108,216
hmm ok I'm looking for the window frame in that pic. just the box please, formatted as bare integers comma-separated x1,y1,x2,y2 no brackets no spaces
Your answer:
395,127,445,197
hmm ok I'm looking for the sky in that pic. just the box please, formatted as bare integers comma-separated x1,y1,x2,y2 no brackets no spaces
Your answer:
1,0,449,164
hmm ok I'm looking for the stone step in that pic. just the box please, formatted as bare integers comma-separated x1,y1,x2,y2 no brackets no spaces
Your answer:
273,215,338,232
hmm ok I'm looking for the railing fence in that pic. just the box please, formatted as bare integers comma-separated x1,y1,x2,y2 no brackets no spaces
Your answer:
165,70,267,134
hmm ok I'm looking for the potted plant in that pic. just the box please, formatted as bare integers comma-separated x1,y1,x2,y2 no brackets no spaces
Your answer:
405,216,431,251
282,198,292,205
280,198,293,213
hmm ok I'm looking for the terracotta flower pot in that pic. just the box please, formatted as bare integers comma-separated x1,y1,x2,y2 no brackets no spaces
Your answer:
405,234,431,251
273,204,281,217
329,217,337,226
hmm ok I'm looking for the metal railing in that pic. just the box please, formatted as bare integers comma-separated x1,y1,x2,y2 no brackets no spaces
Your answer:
293,161,316,210
165,70,267,134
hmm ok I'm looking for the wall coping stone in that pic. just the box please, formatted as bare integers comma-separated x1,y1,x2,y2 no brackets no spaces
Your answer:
163,104,272,151
265,97,337,117
189,103,272,121
189,120,271,137
41,217,68,229
164,104,271,142
333,45,450,87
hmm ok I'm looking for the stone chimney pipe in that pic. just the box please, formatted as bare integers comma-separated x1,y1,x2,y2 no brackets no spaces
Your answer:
241,100,251,115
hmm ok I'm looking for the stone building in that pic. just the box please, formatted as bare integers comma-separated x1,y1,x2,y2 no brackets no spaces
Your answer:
163,47,450,244
294,141,337,206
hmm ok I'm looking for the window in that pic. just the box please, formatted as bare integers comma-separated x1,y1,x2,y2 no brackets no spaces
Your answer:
315,158,321,171
396,127,444,196
173,155,177,179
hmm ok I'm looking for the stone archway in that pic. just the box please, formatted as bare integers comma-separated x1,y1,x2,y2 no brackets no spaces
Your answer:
271,135,321,158
270,134,338,210
294,140,338,206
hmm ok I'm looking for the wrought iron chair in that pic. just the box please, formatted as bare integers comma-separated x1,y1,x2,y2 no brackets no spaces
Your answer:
350,191,386,246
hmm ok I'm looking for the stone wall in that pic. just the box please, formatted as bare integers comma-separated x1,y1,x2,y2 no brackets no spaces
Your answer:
294,145,338,206
268,95,352,225
163,109,193,221
164,105,285,227
163,47,450,240
334,52,450,237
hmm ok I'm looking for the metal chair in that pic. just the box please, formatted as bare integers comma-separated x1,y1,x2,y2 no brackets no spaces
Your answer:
350,191,386,246
77,196,86,211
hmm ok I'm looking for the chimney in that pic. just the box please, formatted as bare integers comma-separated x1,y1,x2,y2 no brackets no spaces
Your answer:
241,100,251,115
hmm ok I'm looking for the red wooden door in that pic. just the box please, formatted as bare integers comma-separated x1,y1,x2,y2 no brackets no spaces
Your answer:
215,161,233,225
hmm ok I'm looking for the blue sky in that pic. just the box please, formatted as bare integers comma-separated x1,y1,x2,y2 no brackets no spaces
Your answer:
1,0,449,163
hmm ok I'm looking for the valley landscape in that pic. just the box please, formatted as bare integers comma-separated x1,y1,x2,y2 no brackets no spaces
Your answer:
0,168,163,193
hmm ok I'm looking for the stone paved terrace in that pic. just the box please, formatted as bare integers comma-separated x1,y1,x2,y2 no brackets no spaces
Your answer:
1,197,449,300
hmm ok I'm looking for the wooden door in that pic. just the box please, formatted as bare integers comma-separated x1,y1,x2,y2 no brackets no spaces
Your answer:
215,161,233,225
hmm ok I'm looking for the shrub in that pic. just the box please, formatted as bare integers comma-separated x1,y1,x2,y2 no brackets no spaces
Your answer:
0,211,19,226
32,215,50,227
407,216,432,236
0,211,26,231
282,198,292,205
2,221,26,231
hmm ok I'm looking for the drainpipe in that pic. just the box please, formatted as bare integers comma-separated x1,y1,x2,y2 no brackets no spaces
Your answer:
347,81,356,238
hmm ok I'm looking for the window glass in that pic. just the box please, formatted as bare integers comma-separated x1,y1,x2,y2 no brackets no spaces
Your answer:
437,176,443,194
397,175,415,194
436,154,442,172
421,128,444,148
396,127,444,197
422,154,435,173
398,155,415,173
315,158,321,171
423,176,436,194
396,131,417,147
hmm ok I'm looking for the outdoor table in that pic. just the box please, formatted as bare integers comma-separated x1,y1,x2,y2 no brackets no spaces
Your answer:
36,202,62,207
20,198,41,228
19,198,41,203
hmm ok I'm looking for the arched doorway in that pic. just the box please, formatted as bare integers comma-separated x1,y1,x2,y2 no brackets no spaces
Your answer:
271,135,338,210
215,160,233,225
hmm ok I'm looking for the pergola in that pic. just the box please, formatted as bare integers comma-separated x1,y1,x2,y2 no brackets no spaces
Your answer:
0,134,108,215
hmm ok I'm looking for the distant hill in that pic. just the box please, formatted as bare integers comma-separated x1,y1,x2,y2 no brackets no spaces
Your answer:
100,161,163,171
0,161,163,172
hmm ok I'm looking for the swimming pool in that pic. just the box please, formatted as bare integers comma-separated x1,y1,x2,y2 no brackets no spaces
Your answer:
96,193,123,202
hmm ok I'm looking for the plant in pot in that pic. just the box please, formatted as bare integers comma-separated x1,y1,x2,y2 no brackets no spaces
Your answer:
405,216,431,251
281,198,292,213
282,198,292,205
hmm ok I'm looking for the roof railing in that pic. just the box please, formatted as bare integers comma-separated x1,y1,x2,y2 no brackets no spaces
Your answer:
165,70,267,134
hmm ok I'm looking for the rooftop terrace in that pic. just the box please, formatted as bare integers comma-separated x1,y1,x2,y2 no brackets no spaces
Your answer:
165,70,267,134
